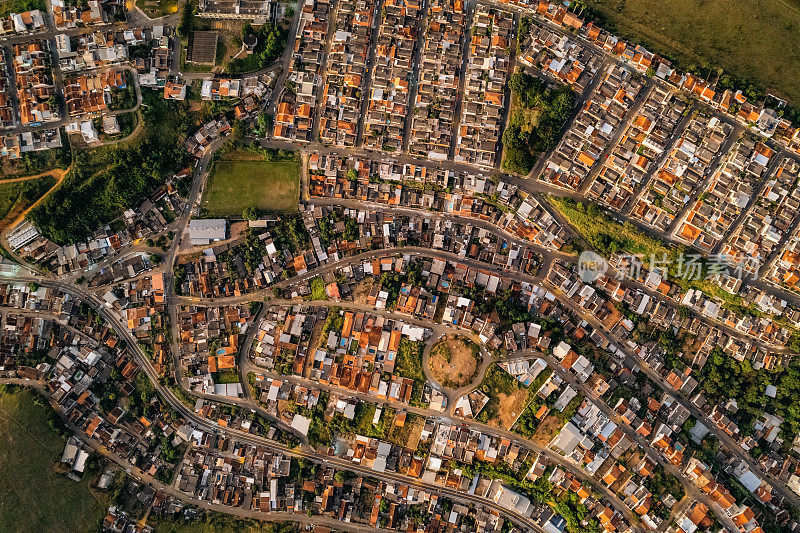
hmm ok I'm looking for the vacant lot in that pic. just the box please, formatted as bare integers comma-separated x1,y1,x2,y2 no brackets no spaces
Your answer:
351,278,374,304
586,0,800,104
0,390,105,532
548,196,673,260
386,413,421,449
497,390,530,430
476,365,531,429
0,135,70,180
135,0,177,17
532,413,563,446
396,339,426,382
427,335,479,388
151,514,297,533
202,151,300,217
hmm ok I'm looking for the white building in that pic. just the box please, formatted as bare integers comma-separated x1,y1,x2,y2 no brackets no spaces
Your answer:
188,219,227,245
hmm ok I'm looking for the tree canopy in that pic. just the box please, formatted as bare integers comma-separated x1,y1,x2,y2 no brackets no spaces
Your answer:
502,71,574,174
698,348,800,442
28,90,192,244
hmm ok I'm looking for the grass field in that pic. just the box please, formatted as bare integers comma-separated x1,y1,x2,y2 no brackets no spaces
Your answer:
202,151,300,217
0,389,106,532
475,364,528,427
309,276,328,300
395,339,426,382
585,0,800,105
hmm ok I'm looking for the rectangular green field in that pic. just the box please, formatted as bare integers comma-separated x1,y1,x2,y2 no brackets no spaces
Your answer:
202,154,300,217
0,390,106,532
586,0,800,105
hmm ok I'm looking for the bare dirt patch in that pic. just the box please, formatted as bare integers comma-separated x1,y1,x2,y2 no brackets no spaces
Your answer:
351,278,374,305
600,300,622,330
532,413,562,446
428,335,479,388
304,318,326,376
404,416,423,451
496,390,529,430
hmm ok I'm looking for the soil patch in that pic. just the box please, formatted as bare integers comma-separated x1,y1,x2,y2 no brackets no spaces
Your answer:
496,390,529,430
351,278,374,305
532,413,562,446
427,335,479,388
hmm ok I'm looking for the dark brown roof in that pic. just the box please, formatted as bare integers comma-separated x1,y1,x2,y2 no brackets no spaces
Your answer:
190,31,219,64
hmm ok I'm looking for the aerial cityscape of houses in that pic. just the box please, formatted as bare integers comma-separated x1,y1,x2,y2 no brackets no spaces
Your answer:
2,0,800,532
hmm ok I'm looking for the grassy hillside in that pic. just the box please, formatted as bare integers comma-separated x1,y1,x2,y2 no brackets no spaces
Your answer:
27,89,194,244
585,0,800,105
0,388,105,532
0,174,57,229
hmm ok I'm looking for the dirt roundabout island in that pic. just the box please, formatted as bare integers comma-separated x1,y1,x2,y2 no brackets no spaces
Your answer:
427,335,481,389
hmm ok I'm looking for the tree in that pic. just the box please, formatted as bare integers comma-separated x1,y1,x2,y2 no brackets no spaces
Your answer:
47,94,59,112
178,0,195,36
232,119,243,138
503,74,574,174
255,113,272,137
502,124,534,174
28,90,191,244
243,205,261,220
344,217,359,241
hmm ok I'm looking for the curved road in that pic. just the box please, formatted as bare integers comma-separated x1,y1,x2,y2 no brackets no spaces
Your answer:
2,274,555,531
237,328,644,529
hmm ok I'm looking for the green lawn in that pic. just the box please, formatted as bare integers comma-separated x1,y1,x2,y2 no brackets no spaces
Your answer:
309,276,328,300
202,151,300,217
214,370,241,384
585,0,800,105
0,389,106,533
